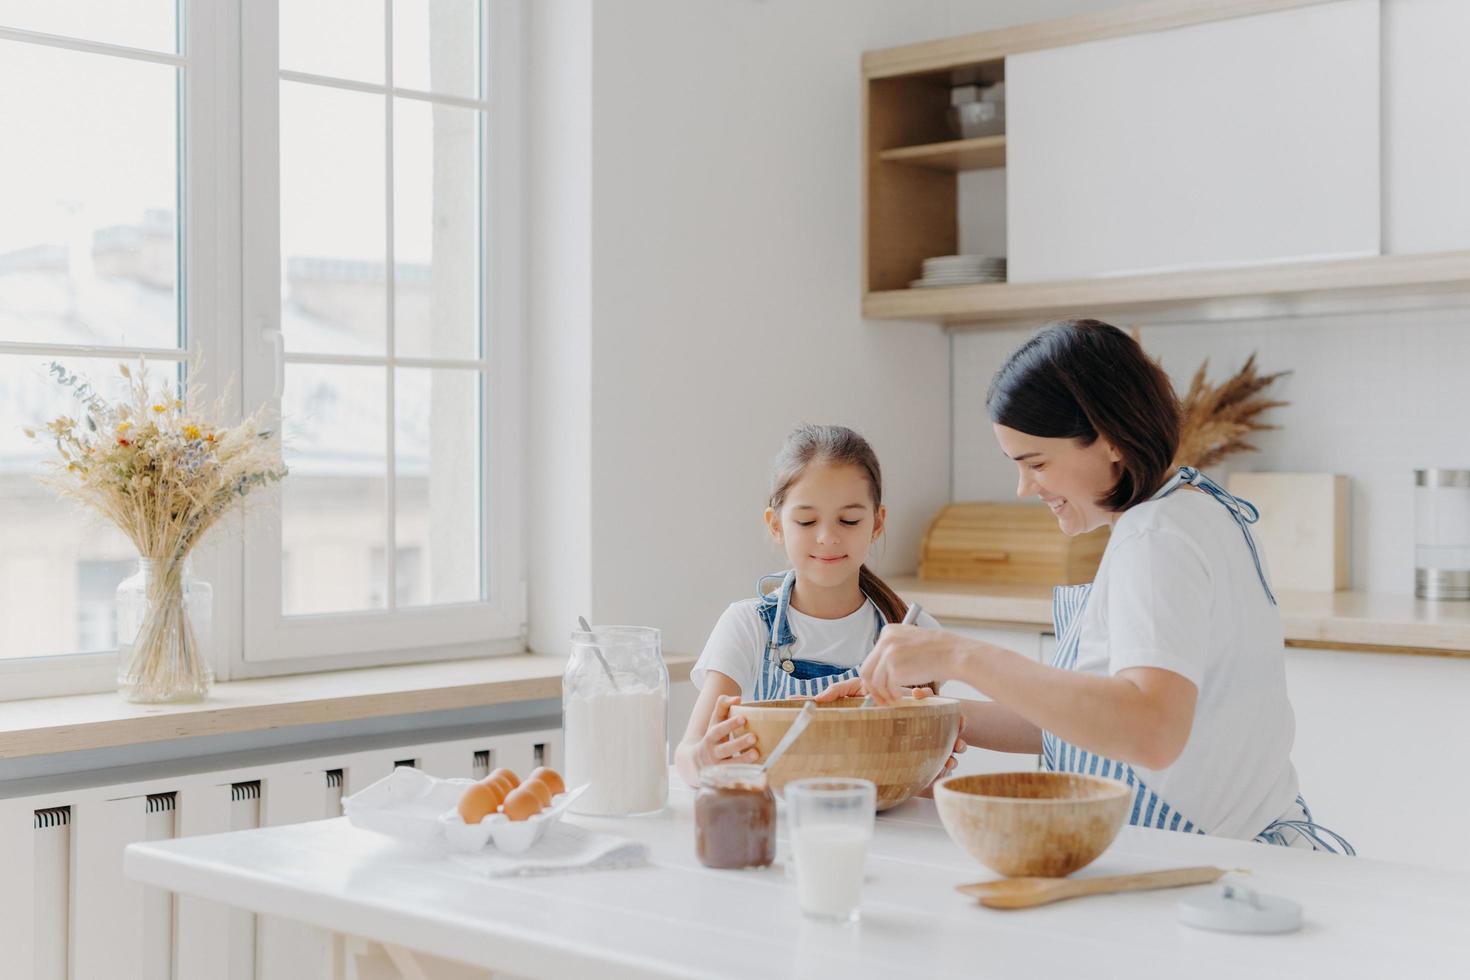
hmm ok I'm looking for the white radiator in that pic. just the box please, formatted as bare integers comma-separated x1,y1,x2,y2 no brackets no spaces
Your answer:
0,725,560,980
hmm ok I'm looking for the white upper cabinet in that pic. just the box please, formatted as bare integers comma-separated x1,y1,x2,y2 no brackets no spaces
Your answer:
1383,0,1470,255
1005,0,1381,283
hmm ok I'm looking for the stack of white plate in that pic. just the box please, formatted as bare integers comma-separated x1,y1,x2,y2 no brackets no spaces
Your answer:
910,254,1006,288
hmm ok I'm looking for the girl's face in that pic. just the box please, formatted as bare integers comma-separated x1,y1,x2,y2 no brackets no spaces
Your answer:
993,423,1122,536
765,462,885,588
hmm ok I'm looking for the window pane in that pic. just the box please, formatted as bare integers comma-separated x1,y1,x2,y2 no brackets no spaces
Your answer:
280,82,386,356
281,364,388,616
393,99,480,359
0,41,179,349
395,367,480,606
0,0,176,54
0,354,160,659
392,0,481,99
280,0,383,84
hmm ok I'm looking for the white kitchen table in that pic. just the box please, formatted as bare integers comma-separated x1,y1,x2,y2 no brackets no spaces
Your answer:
125,777,1469,980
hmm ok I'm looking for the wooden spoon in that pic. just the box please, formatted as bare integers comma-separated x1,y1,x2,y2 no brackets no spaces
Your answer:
957,866,1228,909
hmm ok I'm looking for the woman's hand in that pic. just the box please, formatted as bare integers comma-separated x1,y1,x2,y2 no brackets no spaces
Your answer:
686,694,758,770
860,625,962,705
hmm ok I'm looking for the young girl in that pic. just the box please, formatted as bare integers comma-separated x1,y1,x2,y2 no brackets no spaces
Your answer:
674,424,942,787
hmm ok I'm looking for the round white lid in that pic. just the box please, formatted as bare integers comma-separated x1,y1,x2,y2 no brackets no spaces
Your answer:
1177,884,1303,934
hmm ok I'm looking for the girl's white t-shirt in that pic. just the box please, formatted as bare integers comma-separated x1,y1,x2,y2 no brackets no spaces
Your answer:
692,596,942,698
1071,490,1299,839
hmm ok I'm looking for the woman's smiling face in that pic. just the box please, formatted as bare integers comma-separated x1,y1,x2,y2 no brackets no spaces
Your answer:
993,424,1122,535
765,461,884,587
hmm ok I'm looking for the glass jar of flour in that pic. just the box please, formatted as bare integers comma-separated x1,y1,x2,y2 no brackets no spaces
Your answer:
563,626,669,815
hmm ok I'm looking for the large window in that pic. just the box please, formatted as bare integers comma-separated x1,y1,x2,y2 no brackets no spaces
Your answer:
0,1,524,698
0,4,186,673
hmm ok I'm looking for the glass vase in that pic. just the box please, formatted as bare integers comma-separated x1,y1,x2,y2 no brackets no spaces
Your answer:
115,557,214,703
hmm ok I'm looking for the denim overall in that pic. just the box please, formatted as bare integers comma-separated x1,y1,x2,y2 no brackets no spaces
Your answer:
750,569,886,701
1042,467,1355,854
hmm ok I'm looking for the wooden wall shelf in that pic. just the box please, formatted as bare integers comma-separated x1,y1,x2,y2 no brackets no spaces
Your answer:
858,0,1470,325
878,136,1006,172
862,250,1470,327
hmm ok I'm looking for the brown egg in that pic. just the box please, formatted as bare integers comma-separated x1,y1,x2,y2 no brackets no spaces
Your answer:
522,777,553,807
488,767,520,790
483,774,515,799
501,785,543,821
457,783,501,825
528,767,565,796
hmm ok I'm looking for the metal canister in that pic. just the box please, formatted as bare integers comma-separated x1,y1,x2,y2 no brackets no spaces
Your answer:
1414,469,1470,600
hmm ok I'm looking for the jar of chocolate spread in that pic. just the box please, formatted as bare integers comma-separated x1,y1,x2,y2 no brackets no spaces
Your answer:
695,764,776,869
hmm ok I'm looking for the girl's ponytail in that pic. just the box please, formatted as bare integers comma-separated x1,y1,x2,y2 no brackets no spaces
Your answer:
858,564,907,624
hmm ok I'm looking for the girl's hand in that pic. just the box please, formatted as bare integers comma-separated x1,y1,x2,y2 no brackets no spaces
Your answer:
860,624,960,706
808,677,864,702
806,676,937,703
689,694,758,769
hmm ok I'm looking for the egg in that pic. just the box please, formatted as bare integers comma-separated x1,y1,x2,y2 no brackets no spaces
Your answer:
528,767,566,796
501,785,543,821
483,773,515,799
488,767,521,790
457,782,501,824
522,777,553,807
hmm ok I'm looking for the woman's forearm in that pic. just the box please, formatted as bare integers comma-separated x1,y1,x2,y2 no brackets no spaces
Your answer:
946,639,1194,770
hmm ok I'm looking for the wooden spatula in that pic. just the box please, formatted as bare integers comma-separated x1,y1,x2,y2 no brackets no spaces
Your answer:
958,866,1228,909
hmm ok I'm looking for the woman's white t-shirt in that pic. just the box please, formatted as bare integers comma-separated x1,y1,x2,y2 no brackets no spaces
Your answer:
1072,490,1299,839
692,597,942,698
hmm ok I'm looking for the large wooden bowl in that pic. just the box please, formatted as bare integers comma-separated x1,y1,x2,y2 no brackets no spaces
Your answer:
728,697,960,811
934,772,1130,877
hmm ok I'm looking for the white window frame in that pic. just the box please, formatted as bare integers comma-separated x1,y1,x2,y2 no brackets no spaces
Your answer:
234,0,527,675
0,0,527,699
0,0,233,700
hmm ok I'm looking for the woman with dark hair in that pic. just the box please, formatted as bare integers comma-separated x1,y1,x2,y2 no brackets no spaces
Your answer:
831,318,1351,851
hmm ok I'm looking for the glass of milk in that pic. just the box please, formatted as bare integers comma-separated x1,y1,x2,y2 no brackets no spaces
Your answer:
785,777,877,924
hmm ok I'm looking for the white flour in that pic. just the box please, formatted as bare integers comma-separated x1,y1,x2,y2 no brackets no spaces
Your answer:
564,683,668,816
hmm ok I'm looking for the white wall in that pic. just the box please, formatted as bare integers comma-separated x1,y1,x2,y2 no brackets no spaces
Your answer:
526,0,594,655
953,308,1470,595
528,1,960,658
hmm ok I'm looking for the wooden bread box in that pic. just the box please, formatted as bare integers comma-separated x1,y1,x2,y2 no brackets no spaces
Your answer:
919,503,1109,585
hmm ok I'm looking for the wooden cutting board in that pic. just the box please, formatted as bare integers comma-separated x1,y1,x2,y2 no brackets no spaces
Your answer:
920,502,1108,585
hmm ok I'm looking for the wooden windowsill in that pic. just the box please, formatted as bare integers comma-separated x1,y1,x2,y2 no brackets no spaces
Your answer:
891,576,1470,657
0,654,696,761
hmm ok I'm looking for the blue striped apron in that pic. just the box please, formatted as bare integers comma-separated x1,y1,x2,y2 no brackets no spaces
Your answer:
750,570,884,701
1041,467,1355,854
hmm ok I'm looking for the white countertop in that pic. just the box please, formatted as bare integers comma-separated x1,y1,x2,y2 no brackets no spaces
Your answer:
125,778,1468,979
891,576,1470,656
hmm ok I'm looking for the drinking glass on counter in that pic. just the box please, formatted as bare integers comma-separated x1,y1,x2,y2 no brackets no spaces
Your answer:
785,777,876,924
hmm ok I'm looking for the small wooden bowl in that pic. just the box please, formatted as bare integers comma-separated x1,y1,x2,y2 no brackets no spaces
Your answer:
934,772,1131,877
728,697,960,811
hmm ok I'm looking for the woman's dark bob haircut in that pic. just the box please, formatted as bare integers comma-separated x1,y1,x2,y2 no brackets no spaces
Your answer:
986,318,1180,512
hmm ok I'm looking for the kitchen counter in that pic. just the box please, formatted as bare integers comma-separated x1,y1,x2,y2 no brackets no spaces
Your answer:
126,777,1469,979
891,576,1470,657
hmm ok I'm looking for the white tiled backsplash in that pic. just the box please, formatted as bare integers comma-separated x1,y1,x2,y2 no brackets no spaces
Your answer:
950,306,1470,595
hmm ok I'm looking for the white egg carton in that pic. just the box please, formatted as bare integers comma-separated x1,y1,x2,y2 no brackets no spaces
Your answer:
343,766,587,855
